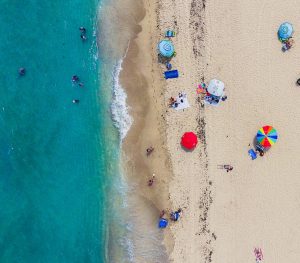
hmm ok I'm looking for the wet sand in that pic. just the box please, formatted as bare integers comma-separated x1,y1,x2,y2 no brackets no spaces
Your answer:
120,0,173,261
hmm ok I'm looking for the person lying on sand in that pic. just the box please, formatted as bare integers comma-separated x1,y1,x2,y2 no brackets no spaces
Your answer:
170,208,182,221
169,97,176,107
218,165,233,172
224,165,233,172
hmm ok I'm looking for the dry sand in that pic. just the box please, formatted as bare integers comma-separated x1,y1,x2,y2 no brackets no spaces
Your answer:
207,0,300,262
121,0,300,262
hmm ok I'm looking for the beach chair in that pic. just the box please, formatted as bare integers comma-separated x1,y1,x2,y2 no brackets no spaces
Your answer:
248,149,257,160
165,30,176,37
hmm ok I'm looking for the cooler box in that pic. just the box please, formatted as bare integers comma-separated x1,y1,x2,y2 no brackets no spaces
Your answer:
164,70,179,79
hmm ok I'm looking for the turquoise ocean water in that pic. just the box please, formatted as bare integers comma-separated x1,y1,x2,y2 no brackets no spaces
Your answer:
0,1,125,262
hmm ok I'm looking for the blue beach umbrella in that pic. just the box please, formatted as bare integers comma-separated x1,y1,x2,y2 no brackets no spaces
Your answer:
158,218,168,228
278,22,293,41
158,40,175,58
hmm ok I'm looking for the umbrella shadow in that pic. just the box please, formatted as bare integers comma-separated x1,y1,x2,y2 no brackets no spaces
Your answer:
251,136,270,153
157,54,172,64
180,145,196,152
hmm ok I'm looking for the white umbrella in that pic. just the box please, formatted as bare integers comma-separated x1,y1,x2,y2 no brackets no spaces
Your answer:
207,79,224,97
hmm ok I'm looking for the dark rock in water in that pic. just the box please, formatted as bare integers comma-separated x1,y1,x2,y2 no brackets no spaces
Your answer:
19,67,26,76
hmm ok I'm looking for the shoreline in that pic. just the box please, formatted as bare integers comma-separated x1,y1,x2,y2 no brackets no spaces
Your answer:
120,0,213,261
120,0,174,260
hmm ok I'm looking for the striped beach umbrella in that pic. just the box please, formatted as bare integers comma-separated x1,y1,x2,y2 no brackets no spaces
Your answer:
256,125,278,147
158,40,175,58
278,22,293,41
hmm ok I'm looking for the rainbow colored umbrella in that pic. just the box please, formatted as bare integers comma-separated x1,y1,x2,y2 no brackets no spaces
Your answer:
256,125,278,147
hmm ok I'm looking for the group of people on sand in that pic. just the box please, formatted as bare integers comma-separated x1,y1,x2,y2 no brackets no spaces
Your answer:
281,37,294,52
168,92,186,108
146,147,156,186
145,145,183,225
160,208,182,222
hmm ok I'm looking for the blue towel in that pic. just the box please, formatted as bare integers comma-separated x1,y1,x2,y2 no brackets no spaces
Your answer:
248,149,257,160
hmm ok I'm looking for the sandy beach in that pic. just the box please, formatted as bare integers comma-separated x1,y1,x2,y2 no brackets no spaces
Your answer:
121,0,300,262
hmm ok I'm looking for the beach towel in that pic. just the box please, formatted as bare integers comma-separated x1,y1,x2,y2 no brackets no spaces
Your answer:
173,93,190,110
248,149,257,160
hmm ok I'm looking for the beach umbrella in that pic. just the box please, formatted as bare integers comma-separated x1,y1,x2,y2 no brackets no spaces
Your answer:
256,125,278,147
207,79,224,97
158,218,168,228
278,22,293,41
181,132,198,150
158,40,175,58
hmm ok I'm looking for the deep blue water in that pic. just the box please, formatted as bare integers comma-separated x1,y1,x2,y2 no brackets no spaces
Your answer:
0,1,120,262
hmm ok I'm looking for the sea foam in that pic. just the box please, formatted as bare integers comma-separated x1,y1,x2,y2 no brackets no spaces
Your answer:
111,55,133,141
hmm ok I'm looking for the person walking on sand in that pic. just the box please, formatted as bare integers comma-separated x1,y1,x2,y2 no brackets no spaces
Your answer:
148,173,155,186
146,146,154,156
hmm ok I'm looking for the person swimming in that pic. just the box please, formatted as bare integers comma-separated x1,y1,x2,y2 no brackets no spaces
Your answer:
79,27,86,33
72,99,80,104
19,67,26,76
72,75,79,82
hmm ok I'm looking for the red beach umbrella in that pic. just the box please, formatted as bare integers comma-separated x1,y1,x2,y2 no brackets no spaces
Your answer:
181,132,198,150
